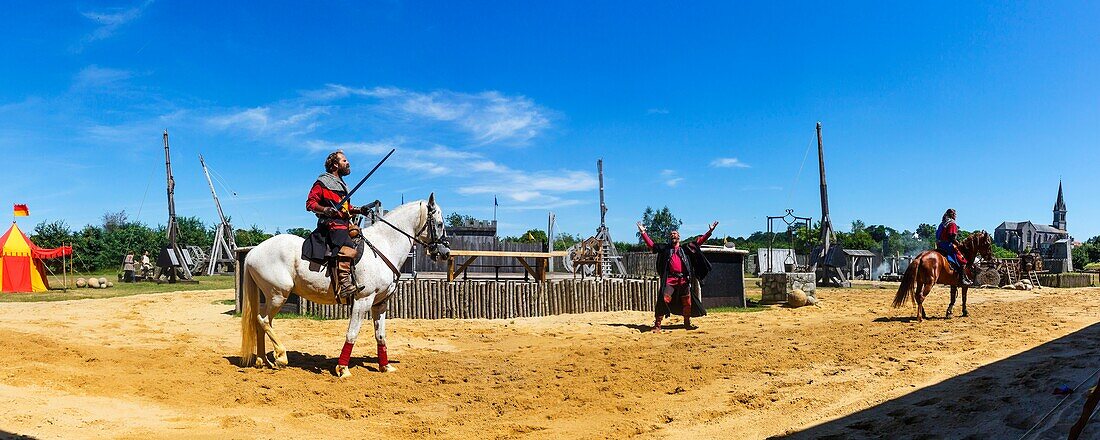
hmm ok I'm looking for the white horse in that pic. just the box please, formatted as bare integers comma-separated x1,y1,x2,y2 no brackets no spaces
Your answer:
239,194,449,378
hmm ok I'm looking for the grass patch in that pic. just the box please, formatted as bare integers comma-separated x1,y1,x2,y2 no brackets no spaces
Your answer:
709,305,769,313
214,299,236,305
0,275,236,303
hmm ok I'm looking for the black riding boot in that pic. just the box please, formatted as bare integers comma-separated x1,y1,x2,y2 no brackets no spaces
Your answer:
956,263,973,286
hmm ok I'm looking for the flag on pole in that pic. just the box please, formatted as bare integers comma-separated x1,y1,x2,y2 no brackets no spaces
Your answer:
13,204,29,217
494,195,498,207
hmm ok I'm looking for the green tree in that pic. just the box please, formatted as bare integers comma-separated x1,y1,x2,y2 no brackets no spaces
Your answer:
1072,244,1093,270
445,213,479,227
992,244,1017,259
503,229,547,244
175,216,212,249
31,220,74,273
638,206,682,243
101,210,128,233
286,227,312,238
234,226,274,247
916,223,936,241
553,233,582,251
31,220,73,249
839,229,877,251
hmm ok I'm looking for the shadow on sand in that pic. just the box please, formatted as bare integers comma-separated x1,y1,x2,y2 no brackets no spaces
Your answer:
773,322,1100,439
223,351,397,375
0,431,39,439
603,322,700,333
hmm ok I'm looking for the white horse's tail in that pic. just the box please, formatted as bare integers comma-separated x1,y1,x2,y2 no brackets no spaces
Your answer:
239,258,260,367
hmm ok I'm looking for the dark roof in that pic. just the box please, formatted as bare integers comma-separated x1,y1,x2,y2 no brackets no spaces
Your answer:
1035,224,1067,234
996,221,1066,235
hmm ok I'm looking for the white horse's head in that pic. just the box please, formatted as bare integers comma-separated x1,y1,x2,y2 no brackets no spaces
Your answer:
419,193,450,263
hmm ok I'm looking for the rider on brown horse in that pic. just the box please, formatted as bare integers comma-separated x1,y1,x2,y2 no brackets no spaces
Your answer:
936,209,973,286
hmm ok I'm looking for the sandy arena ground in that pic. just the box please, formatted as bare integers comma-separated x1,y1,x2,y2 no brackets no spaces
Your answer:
0,284,1099,439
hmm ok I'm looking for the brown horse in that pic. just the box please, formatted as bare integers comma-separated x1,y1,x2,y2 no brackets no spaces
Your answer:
892,230,994,322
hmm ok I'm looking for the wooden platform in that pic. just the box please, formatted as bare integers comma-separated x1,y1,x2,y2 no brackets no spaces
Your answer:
446,250,567,282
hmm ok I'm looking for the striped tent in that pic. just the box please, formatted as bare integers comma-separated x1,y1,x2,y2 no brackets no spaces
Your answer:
0,222,71,293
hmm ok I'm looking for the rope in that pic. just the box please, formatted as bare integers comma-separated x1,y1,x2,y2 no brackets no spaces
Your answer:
1019,364,1100,439
785,133,817,208
133,164,156,224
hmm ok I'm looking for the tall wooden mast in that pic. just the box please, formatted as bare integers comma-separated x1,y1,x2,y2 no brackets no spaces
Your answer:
816,122,835,251
594,159,626,277
200,154,236,275
158,130,195,282
811,122,848,287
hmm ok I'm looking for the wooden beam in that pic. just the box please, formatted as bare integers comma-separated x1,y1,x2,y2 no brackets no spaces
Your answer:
516,257,538,280
455,256,478,279
448,250,567,258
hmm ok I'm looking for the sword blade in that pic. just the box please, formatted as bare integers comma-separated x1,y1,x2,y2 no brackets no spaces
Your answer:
335,148,396,208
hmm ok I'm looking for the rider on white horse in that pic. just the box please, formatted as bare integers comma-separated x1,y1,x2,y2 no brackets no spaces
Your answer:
302,150,380,304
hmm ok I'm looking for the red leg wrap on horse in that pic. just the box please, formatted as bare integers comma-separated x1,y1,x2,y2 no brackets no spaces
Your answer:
377,343,389,367
338,342,354,366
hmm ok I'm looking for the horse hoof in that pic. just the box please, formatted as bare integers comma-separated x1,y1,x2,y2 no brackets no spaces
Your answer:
379,364,397,373
945,313,953,319
335,365,351,378
961,312,969,317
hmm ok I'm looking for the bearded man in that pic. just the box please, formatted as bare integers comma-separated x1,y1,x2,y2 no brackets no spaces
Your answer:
637,221,717,332
302,150,379,303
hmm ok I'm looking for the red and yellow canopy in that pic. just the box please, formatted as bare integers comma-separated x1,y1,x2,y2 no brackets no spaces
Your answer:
0,222,72,293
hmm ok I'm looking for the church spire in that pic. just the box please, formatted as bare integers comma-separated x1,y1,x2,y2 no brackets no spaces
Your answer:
1054,180,1066,211
1053,180,1067,231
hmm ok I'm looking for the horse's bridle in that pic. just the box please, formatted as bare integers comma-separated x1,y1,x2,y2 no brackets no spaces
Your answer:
368,202,449,252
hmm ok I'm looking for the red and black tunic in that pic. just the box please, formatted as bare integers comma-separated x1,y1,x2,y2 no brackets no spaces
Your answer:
302,173,356,263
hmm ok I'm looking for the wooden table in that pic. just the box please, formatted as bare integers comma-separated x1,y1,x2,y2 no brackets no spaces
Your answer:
446,250,568,282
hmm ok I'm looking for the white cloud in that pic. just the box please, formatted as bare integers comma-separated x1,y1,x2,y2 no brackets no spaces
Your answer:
710,157,750,168
80,0,155,44
302,85,552,146
660,169,675,176
304,139,399,155
205,106,329,138
73,65,133,89
456,169,597,206
665,177,684,187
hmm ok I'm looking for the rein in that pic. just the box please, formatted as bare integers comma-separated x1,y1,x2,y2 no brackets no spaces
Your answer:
360,202,447,281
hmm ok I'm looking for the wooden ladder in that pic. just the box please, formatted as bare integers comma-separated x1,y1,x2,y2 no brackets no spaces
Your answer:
1004,262,1019,284
1028,270,1041,287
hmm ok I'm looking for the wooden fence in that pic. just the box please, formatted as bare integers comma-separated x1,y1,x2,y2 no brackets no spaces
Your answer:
622,252,657,277
281,278,658,320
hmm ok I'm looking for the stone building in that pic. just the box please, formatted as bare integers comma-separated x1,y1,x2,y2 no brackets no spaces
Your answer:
993,182,1074,273
994,182,1070,255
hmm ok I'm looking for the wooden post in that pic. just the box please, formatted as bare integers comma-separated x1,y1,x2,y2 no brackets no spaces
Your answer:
447,256,455,282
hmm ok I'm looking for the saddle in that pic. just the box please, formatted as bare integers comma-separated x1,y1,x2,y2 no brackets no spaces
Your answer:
306,240,365,273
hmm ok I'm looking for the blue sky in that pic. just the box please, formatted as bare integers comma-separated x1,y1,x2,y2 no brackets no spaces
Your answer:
1,1,1097,242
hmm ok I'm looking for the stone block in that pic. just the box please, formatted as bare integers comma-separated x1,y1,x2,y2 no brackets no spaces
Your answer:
760,272,817,305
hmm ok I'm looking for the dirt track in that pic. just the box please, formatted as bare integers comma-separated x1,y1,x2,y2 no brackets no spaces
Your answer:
0,284,1098,439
